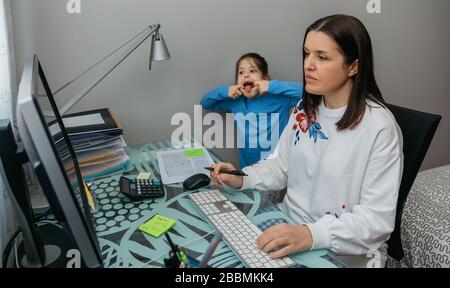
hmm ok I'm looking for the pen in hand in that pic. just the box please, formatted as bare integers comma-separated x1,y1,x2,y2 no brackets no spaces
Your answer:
204,166,247,176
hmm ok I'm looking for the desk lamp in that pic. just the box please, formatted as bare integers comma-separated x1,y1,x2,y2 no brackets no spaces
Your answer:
35,24,170,215
43,23,170,116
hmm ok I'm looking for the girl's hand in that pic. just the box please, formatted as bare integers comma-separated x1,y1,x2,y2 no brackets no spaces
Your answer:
210,162,243,189
228,85,243,99
254,80,269,95
256,223,313,259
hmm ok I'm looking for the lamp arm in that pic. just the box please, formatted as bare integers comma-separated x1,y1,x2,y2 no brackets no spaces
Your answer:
56,24,161,116
52,24,156,97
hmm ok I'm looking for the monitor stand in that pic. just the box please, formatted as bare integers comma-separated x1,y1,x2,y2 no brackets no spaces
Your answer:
15,222,81,268
27,171,50,214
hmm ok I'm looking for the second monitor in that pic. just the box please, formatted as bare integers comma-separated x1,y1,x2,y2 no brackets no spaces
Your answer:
15,55,103,267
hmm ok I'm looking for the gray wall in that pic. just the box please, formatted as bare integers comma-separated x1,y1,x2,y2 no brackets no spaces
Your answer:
11,0,450,170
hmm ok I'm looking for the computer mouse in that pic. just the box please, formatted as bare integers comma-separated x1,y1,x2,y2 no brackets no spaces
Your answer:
183,173,211,191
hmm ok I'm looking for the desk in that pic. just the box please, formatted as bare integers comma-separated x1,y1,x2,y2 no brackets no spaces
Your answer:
89,140,345,268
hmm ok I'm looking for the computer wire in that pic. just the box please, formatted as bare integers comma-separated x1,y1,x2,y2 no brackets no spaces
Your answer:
14,220,61,268
2,229,20,268
3,209,58,268
132,229,218,268
3,220,61,268
199,231,222,268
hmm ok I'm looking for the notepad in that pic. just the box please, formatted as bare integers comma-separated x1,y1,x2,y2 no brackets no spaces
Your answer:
156,147,214,184
139,214,176,238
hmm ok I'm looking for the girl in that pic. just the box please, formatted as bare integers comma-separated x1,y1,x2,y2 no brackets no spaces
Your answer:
201,53,302,168
210,15,403,267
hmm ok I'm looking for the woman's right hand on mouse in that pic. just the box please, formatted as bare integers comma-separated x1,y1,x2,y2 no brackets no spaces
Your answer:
210,162,243,189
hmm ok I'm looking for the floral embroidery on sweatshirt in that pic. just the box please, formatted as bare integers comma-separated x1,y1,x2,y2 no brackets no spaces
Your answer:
292,100,328,145
325,204,348,218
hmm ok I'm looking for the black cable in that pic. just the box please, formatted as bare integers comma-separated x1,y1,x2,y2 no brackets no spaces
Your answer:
3,208,55,268
2,220,63,268
2,228,21,268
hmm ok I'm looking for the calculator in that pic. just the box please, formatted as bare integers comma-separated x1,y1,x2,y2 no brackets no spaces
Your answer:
119,176,165,201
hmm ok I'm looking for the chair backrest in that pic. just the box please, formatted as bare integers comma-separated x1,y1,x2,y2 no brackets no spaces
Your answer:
386,103,441,261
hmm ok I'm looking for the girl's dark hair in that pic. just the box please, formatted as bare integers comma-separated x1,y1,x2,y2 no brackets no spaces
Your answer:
302,14,385,130
235,53,269,83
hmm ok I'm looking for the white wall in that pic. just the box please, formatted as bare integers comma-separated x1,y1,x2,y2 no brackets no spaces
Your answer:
0,0,17,267
11,0,450,170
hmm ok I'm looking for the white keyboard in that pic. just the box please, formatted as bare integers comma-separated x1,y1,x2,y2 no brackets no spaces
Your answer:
188,190,296,268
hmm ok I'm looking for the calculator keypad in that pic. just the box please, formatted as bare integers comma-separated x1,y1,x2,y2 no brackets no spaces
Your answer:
136,179,164,198
119,176,165,201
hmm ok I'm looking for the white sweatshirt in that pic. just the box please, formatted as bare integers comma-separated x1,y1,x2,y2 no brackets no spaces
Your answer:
241,99,403,264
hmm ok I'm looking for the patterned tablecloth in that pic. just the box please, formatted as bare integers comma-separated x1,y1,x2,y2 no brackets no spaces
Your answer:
88,140,345,268
387,164,450,268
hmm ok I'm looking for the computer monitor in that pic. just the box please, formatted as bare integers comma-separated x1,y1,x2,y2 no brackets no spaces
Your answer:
16,55,102,267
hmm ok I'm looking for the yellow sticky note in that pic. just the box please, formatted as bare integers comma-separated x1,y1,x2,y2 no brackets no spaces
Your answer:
184,148,205,158
139,214,176,238
137,172,151,180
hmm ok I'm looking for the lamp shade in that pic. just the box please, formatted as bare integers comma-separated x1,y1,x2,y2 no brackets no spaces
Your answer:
149,33,171,70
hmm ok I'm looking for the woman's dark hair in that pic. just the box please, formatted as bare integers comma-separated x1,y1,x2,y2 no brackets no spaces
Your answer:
235,53,269,83
302,14,385,130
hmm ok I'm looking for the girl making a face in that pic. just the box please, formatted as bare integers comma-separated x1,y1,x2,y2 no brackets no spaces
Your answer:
201,53,302,168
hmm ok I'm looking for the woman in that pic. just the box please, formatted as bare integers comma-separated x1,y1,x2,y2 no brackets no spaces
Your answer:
211,14,403,267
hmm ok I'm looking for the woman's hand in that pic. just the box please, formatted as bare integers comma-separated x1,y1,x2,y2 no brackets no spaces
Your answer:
228,85,243,99
253,80,269,95
210,162,243,189
256,223,313,259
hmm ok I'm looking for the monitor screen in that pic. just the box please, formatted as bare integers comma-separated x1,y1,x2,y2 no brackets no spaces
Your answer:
36,63,97,222
16,55,102,267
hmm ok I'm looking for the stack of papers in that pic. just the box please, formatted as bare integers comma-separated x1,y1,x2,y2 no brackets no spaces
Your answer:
50,108,130,180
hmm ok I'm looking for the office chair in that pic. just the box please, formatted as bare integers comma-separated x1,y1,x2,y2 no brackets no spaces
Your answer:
385,103,441,261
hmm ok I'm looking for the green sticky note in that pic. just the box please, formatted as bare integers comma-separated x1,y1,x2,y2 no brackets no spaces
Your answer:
139,214,176,238
184,148,205,158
